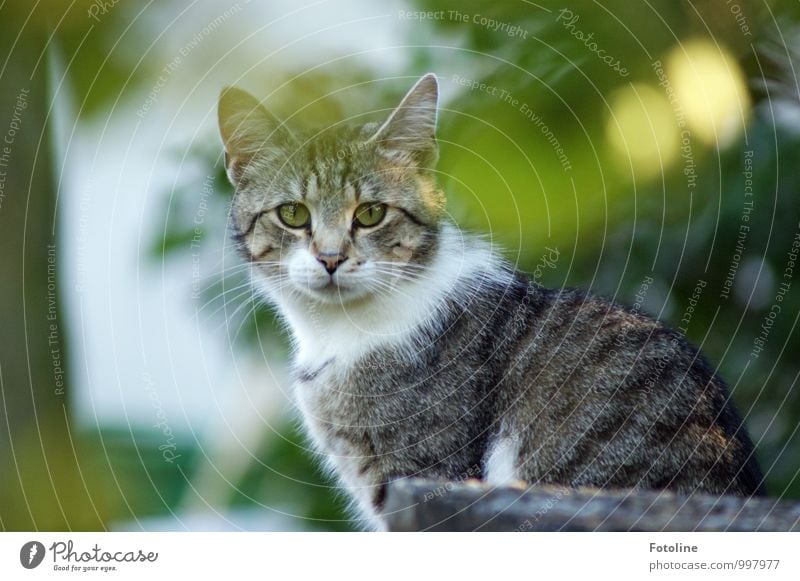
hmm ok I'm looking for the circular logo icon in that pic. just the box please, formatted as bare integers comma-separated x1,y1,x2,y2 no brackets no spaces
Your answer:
20,541,46,569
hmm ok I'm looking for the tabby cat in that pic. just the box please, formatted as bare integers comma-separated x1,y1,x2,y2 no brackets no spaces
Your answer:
217,73,765,530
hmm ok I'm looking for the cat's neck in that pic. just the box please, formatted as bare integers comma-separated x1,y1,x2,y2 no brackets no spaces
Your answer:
269,222,510,369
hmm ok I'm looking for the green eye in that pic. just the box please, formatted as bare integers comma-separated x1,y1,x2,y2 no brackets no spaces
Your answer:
354,203,387,228
277,203,310,228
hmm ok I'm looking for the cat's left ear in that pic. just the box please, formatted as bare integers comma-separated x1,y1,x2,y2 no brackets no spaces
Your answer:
369,73,439,168
218,86,294,184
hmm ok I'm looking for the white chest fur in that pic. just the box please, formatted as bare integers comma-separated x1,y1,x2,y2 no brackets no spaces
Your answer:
252,223,509,529
293,378,385,528
271,224,504,369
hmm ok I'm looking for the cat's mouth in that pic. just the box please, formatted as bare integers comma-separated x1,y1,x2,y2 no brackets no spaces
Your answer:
318,278,341,291
300,276,365,302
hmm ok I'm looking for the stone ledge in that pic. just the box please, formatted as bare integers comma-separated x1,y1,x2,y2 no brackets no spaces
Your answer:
383,479,800,531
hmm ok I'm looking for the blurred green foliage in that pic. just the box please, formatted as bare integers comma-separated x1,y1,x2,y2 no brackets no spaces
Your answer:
231,422,353,531
151,0,800,521
410,0,800,497
5,0,800,533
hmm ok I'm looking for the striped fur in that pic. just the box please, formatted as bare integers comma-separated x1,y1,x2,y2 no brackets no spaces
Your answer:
219,74,765,530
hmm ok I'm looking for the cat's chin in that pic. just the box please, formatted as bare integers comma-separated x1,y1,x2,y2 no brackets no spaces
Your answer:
291,281,374,306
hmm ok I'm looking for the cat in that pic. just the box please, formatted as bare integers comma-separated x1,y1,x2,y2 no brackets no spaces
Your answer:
217,73,766,531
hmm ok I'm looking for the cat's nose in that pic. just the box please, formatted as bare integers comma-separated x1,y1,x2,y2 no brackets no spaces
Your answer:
316,252,348,274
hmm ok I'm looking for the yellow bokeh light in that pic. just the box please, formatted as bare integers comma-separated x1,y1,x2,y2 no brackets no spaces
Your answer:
666,39,750,147
606,83,679,178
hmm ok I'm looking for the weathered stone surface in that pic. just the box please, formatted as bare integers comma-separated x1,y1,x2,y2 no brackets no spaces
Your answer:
383,479,800,531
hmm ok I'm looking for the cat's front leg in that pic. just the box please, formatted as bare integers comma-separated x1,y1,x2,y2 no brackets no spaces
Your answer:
328,459,395,530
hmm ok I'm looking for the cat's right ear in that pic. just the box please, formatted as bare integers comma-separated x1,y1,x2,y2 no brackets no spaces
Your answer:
218,87,293,184
368,73,439,168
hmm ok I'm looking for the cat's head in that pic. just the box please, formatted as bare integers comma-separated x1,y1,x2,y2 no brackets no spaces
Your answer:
218,74,445,306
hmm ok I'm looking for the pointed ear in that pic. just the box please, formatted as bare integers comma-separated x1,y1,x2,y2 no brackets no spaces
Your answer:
218,87,293,182
369,73,439,167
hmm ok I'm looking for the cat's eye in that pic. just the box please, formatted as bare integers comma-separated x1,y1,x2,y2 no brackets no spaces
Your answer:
354,203,387,228
277,203,311,228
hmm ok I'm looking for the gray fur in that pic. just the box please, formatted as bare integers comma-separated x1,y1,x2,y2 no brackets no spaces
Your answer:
218,74,765,530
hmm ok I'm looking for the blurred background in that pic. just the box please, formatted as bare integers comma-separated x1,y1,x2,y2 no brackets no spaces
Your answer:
2,0,800,531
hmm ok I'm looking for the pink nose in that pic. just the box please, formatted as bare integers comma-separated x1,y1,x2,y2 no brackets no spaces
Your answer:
316,252,347,274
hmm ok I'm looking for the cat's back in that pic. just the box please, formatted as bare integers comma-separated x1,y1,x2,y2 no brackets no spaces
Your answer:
493,280,764,495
